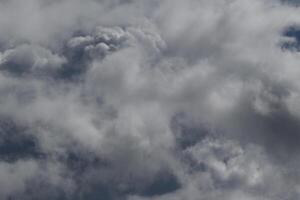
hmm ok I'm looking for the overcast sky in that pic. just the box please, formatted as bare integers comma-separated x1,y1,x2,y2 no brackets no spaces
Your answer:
0,0,300,199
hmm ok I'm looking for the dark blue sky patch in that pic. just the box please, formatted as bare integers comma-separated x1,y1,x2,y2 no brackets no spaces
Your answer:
281,26,300,51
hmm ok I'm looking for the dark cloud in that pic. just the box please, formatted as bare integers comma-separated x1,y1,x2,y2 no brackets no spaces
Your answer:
0,44,66,77
0,117,42,162
282,0,300,6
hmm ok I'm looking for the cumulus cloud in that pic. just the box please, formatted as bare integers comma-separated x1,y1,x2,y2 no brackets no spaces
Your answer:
0,44,66,76
0,0,300,199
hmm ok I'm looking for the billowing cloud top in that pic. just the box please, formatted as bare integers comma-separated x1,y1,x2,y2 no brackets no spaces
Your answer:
0,0,300,199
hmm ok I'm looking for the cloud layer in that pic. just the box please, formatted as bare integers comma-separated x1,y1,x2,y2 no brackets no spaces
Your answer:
0,0,300,199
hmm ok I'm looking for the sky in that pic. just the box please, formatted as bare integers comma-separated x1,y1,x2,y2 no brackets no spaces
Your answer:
0,0,300,199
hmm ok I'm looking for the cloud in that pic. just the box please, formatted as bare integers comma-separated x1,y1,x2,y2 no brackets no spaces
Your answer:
0,44,66,76
0,0,300,199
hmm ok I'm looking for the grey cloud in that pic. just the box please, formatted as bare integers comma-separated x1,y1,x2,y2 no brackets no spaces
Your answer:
0,44,66,76
0,0,300,200
67,26,130,59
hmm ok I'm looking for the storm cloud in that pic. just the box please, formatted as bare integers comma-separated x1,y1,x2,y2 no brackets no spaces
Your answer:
0,0,300,199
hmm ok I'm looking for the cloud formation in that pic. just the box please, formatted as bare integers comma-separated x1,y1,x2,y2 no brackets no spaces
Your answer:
0,0,300,199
